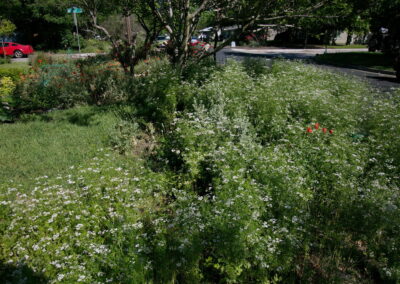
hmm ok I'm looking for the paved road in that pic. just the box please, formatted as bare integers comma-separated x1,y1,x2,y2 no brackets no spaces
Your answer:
216,47,399,92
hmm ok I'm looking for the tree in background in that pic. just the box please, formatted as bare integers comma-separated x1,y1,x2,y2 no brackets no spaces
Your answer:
277,0,370,47
146,0,332,67
0,0,74,50
0,19,16,58
75,0,163,74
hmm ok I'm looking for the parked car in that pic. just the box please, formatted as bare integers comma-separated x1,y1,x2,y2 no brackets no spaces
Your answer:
190,36,199,45
156,35,170,48
0,42,34,58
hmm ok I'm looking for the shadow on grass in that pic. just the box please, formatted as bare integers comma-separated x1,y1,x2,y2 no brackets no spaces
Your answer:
66,111,100,126
18,105,119,126
0,260,48,284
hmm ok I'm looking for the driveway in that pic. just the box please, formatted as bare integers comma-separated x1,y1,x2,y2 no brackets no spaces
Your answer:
216,47,399,92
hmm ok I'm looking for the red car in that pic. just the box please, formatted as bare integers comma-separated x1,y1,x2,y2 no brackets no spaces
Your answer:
0,42,34,58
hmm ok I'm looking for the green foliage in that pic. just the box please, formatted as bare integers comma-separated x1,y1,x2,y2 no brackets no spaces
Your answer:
1,61,400,283
29,52,55,68
0,106,119,184
241,57,272,77
0,76,15,98
0,57,11,64
0,76,15,121
76,58,127,105
127,57,180,127
0,0,74,50
12,56,128,115
0,149,168,283
0,19,16,37
12,62,85,113
0,65,29,82
81,39,111,53
60,31,86,50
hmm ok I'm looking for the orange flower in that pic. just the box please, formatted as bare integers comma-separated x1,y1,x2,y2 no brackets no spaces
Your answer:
37,59,43,64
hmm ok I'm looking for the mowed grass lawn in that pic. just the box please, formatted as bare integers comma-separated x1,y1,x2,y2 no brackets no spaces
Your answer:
0,106,118,184
315,51,394,71
0,61,30,71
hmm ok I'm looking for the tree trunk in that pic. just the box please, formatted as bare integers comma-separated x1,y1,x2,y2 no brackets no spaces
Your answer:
304,30,308,49
213,29,219,62
346,32,353,45
1,38,5,59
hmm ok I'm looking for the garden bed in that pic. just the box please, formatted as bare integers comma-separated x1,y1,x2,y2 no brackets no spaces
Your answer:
1,59,400,283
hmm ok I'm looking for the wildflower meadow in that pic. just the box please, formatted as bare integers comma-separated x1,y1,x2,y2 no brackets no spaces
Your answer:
1,57,400,283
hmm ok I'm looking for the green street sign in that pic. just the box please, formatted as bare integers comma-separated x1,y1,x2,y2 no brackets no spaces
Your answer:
67,7,83,13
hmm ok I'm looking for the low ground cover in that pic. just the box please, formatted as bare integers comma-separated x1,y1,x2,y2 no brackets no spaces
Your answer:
315,51,394,71
1,58,400,283
0,106,119,185
0,62,29,70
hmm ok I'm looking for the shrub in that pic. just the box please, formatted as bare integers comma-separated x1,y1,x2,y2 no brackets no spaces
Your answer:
151,61,400,282
29,52,55,68
127,58,180,128
81,39,111,53
75,56,131,105
0,76,15,98
241,57,272,77
0,57,11,64
0,67,29,82
12,62,85,113
12,56,127,115
0,76,15,121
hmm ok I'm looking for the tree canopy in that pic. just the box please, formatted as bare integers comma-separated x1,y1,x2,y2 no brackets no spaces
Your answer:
0,19,16,38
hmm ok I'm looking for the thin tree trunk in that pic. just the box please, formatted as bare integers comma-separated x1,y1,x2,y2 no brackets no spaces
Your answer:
1,39,6,59
213,29,219,62
304,30,308,49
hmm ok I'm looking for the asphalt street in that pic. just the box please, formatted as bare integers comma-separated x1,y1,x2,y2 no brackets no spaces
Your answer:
216,47,399,92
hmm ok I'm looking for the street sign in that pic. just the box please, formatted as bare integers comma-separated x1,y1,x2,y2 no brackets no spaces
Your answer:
67,7,83,13
67,7,82,53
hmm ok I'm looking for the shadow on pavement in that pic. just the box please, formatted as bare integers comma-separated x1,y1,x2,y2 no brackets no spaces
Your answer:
366,75,399,84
